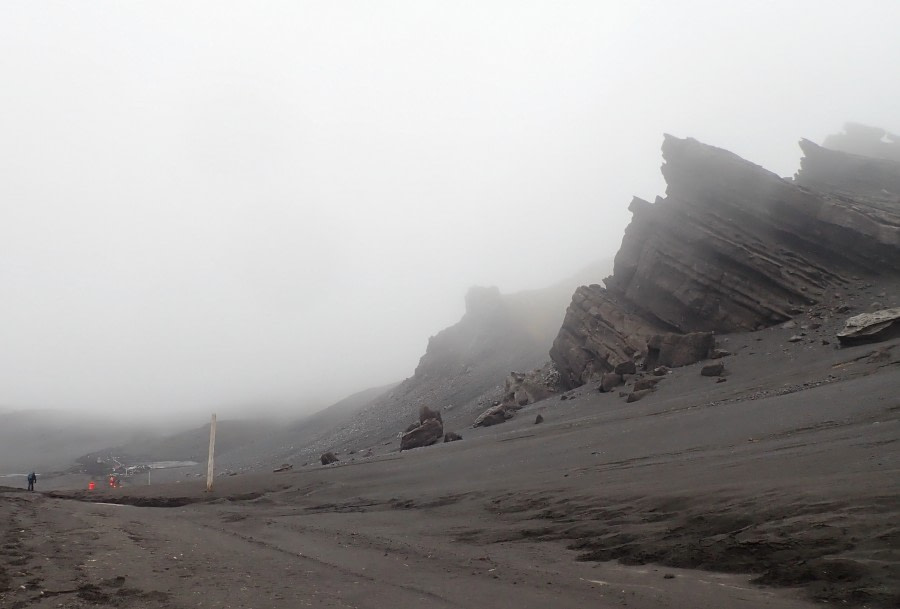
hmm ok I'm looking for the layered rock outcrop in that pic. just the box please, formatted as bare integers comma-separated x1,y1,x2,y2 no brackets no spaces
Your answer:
551,134,900,389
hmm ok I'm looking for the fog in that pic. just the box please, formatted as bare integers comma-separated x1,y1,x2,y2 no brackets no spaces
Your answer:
1,1,898,420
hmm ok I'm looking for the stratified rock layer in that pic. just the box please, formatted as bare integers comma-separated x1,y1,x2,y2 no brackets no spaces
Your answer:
551,134,900,389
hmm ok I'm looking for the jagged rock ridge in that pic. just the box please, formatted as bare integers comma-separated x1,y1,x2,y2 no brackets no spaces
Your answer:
551,133,900,389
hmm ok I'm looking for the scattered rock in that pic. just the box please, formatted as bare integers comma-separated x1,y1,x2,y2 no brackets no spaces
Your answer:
781,320,797,329
633,377,660,392
716,377,727,383
273,463,293,473
600,372,624,392
401,418,444,450
320,452,339,465
443,431,463,443
837,308,900,345
788,335,804,343
560,395,568,401
614,360,636,375
419,405,442,424
473,404,514,428
701,362,725,377
710,349,731,359
645,332,716,369
500,365,560,408
652,366,670,376
626,389,653,403
534,414,544,425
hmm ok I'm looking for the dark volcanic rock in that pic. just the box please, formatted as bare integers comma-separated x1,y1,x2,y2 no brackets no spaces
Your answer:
320,452,339,465
836,308,900,345
600,372,624,393
534,414,544,424
626,389,653,403
443,431,463,443
645,332,715,369
614,360,637,375
419,406,442,424
551,134,900,389
401,418,443,451
633,377,660,392
550,286,661,389
473,404,513,428
701,363,725,377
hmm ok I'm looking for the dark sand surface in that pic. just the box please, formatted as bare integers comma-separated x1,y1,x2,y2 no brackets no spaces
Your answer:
3,334,898,608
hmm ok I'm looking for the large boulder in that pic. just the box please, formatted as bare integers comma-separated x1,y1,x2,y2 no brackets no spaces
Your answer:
473,404,514,428
600,372,623,392
400,418,444,451
419,405,442,424
645,332,715,369
837,308,900,345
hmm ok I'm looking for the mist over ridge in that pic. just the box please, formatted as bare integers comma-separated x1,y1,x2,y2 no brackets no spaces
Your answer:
2,1,899,420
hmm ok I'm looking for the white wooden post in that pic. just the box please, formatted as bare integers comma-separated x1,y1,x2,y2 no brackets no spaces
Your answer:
206,413,217,492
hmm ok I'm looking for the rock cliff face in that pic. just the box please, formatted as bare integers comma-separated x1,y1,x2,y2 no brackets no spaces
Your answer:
821,122,900,164
551,134,900,389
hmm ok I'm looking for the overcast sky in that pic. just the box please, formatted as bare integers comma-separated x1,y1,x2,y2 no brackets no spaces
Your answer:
2,1,898,419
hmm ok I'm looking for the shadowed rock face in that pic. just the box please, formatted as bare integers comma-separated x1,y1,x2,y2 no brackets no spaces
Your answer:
551,134,900,389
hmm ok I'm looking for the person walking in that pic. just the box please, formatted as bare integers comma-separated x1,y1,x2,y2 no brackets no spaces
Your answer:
27,471,36,491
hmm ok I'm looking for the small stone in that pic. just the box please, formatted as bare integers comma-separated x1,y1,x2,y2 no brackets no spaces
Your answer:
534,414,544,425
701,362,725,377
652,366,670,376
626,389,653,403
443,431,463,443
716,377,727,383
781,320,797,329
788,335,804,343
633,378,660,392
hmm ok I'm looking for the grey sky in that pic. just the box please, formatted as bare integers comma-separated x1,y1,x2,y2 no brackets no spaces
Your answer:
2,1,898,418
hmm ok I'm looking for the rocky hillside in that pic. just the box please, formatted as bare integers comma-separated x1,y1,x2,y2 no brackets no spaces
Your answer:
281,261,612,460
551,129,900,389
